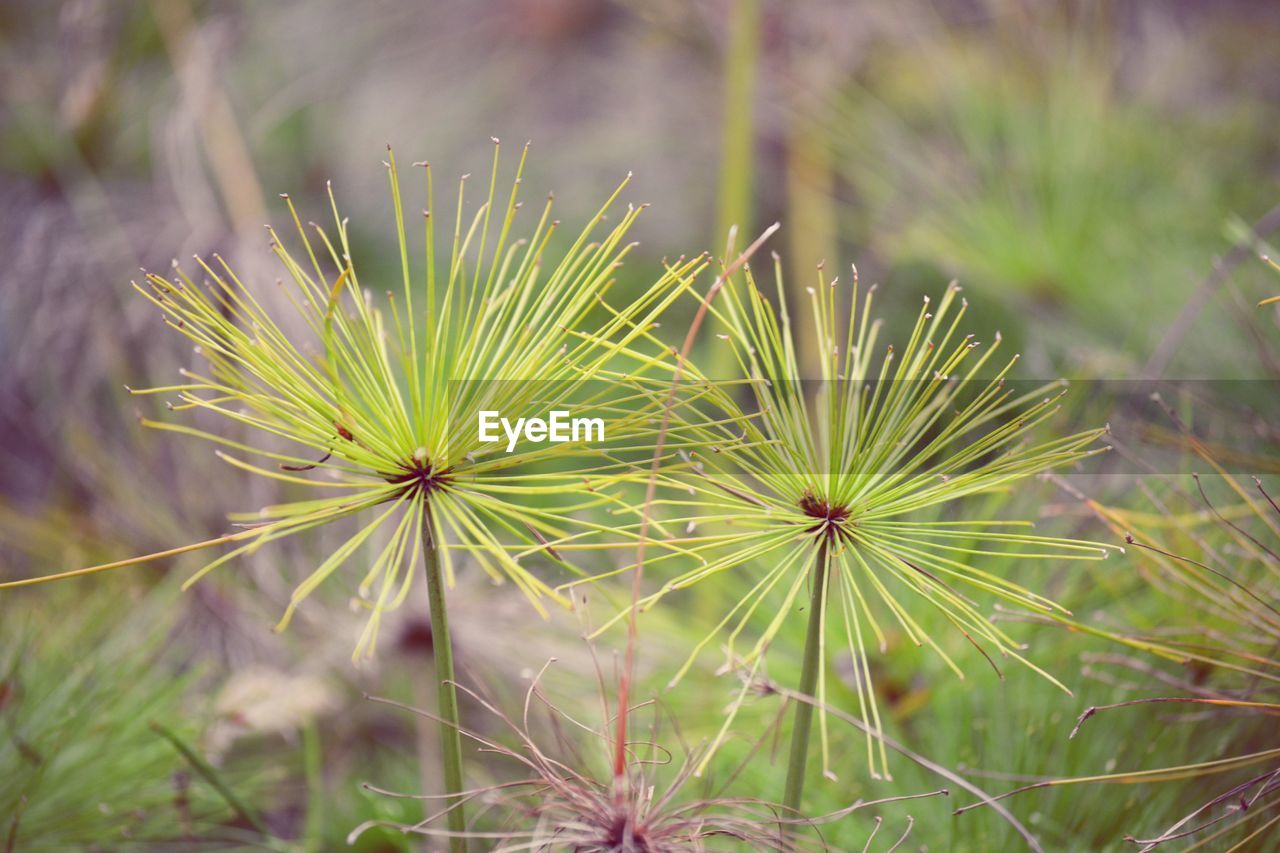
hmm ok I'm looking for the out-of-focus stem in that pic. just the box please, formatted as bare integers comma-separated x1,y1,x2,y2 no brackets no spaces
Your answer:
302,722,324,850
785,111,837,377
149,720,268,835
716,0,761,247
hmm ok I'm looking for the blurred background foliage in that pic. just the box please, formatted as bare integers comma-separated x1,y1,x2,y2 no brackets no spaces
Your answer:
1,0,1278,849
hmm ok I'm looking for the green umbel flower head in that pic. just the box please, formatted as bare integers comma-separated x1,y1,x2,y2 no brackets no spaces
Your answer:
5,143,706,659
576,261,1118,780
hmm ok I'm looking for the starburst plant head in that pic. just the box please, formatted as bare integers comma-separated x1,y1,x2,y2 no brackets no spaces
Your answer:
579,258,1120,781
4,141,709,659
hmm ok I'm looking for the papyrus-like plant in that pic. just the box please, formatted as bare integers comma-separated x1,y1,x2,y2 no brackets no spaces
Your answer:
0,143,705,848
2,147,1127,842
578,263,1116,813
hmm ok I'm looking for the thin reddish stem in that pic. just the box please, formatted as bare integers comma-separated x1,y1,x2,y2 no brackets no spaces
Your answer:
613,223,780,785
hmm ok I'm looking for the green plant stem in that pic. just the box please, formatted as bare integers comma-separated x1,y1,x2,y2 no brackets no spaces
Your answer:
302,722,323,850
783,538,828,820
422,506,467,852
716,0,760,246
149,720,268,835
697,0,760,395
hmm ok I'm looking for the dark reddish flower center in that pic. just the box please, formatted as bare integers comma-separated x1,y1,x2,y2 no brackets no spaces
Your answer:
386,458,452,496
799,490,851,539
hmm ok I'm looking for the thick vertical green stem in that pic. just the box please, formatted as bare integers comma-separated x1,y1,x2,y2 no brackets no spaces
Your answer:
716,0,760,246
698,0,760,395
783,539,828,819
422,507,467,852
784,108,837,379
